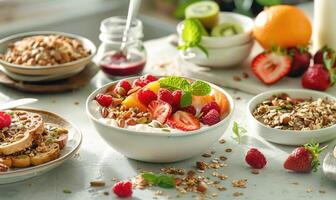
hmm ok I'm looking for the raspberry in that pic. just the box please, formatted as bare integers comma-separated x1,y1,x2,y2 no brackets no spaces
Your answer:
181,105,196,115
245,148,267,169
133,79,148,87
0,112,11,129
172,90,182,108
112,181,133,198
95,93,113,107
158,88,174,105
200,102,220,115
137,88,157,106
201,109,220,125
143,74,158,82
114,80,132,96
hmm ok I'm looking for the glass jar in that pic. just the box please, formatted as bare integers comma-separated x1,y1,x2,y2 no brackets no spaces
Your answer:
97,16,146,77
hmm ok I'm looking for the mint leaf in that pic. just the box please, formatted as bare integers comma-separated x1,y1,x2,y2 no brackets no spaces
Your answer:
142,172,159,185
232,121,247,144
159,76,191,91
191,80,211,96
177,18,209,57
157,175,175,189
181,91,192,107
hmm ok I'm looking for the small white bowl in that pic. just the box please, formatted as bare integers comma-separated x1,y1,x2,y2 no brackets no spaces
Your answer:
86,76,234,163
180,40,253,68
177,12,254,48
247,89,336,146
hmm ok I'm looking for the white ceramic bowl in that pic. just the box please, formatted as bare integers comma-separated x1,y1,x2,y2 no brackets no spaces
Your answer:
177,12,254,48
86,76,234,163
0,31,96,76
247,89,336,146
180,40,253,68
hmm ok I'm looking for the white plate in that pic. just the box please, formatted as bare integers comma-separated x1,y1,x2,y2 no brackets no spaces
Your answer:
0,108,82,184
247,89,336,145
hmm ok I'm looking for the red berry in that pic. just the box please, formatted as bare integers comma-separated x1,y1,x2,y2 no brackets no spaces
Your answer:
245,148,267,169
158,88,174,105
133,79,148,87
95,93,113,107
200,102,220,115
181,105,196,116
172,90,182,108
0,112,11,129
112,181,133,198
301,64,330,91
283,143,325,173
251,52,291,85
148,100,172,124
167,111,200,131
287,47,311,77
114,80,132,96
137,88,157,106
201,109,220,126
143,74,158,82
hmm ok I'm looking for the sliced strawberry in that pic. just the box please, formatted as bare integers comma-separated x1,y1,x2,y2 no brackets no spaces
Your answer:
167,111,200,131
148,100,172,124
251,52,291,85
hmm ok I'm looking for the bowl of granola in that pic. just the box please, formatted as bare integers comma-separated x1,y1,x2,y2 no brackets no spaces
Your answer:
0,31,96,77
247,89,336,145
86,75,234,163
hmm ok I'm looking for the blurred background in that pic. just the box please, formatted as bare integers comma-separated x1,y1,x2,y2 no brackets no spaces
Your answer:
0,0,312,44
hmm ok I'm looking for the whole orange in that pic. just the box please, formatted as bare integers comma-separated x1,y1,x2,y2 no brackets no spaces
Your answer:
253,5,312,49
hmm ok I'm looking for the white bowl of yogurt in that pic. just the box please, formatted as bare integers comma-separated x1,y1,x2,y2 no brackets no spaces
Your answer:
86,76,234,163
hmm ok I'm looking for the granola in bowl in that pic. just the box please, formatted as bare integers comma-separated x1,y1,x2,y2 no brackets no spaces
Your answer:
252,93,336,131
0,35,91,67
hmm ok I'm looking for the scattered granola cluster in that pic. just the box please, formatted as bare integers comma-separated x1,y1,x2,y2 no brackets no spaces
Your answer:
252,93,336,131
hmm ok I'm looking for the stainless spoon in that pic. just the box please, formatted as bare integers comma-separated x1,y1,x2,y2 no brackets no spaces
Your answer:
0,98,38,110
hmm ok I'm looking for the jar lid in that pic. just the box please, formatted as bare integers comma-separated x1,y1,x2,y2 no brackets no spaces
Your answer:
100,16,143,37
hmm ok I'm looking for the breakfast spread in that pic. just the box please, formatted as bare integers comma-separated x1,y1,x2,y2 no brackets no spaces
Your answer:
0,35,91,66
252,93,336,131
91,74,230,132
0,110,68,172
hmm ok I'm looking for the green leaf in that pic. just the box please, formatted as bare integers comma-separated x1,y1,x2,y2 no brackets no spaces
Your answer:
232,121,247,144
191,80,211,96
157,175,175,189
178,18,209,57
142,172,159,185
323,52,336,85
181,91,192,107
159,76,192,91
256,0,281,6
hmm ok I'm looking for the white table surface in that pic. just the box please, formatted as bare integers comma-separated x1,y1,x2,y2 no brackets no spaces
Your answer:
1,2,336,200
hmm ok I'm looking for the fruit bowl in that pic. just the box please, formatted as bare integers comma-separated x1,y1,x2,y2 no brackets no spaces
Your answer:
86,76,234,163
177,12,254,48
247,89,336,145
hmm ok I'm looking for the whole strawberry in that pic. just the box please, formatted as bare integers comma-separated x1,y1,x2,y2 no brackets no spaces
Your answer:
287,47,311,77
245,148,267,169
301,64,330,91
112,180,133,198
284,143,326,173
313,46,335,66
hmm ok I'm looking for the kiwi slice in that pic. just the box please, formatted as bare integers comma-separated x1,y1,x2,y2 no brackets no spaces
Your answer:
185,1,219,30
211,22,244,37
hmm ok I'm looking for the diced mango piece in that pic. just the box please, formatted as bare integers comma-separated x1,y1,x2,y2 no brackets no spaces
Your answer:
122,93,147,112
191,95,215,109
213,90,230,118
144,81,160,94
